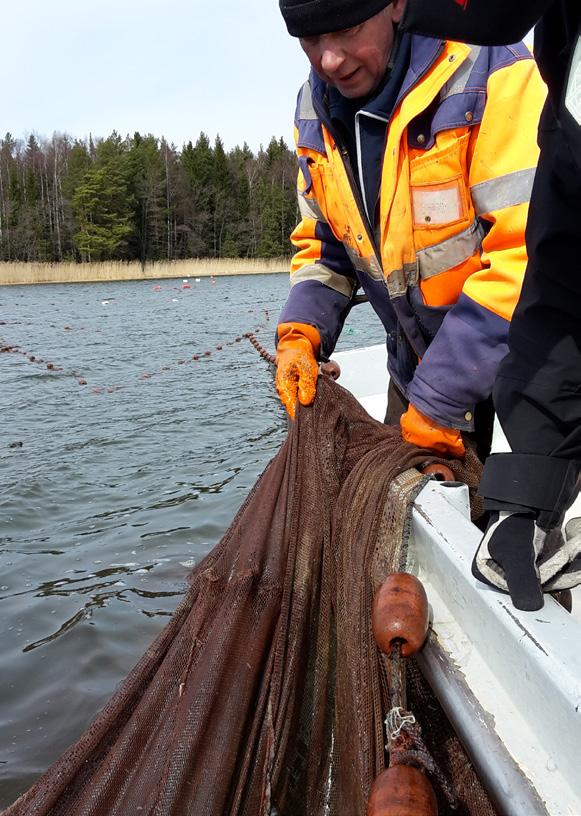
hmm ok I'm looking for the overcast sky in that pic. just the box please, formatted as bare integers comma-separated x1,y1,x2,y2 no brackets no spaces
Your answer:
2,0,309,152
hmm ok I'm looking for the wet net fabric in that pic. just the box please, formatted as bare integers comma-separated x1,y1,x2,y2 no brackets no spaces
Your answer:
5,377,493,816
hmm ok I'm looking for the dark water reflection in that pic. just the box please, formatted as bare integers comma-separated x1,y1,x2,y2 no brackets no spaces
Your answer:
0,273,382,806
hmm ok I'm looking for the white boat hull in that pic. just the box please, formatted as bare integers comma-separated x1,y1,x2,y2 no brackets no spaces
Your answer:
332,344,581,816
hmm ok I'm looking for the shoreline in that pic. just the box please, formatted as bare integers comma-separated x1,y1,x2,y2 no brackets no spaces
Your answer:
0,258,291,286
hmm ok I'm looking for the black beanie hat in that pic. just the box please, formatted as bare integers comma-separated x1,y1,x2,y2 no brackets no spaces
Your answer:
280,0,391,38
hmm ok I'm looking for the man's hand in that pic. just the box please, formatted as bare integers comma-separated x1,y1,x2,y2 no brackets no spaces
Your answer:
400,404,465,458
472,512,581,611
275,322,321,420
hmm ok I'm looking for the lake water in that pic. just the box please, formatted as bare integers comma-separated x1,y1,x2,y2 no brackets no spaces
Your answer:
0,273,383,807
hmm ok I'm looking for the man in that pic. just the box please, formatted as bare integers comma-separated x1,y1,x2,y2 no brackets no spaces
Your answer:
404,0,581,611
275,0,545,465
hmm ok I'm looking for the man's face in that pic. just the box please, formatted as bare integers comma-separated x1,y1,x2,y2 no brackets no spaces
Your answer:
299,2,405,99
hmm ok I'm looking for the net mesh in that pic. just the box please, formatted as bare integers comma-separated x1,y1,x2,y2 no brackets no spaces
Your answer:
5,377,494,816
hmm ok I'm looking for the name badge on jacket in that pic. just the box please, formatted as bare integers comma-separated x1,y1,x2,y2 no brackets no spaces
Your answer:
411,179,464,226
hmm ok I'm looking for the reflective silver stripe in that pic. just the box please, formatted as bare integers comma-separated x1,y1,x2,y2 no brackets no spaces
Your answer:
343,244,384,281
565,35,581,125
386,262,419,298
471,167,536,215
440,45,482,101
417,219,485,281
290,263,356,299
299,81,318,121
298,193,326,223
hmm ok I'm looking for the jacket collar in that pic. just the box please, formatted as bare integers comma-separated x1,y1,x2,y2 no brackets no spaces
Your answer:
397,35,445,104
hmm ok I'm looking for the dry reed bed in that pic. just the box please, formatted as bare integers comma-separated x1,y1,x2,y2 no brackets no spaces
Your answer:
0,259,290,286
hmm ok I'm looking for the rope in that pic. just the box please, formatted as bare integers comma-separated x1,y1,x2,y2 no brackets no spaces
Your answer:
1,321,276,393
386,707,416,741
385,642,457,809
245,332,276,366
389,720,457,809
1,338,87,384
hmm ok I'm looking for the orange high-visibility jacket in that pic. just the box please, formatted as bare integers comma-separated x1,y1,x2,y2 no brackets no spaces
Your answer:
277,36,546,430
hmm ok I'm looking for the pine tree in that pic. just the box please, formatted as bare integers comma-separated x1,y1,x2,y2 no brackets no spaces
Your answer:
126,133,166,265
72,134,135,261
180,133,214,256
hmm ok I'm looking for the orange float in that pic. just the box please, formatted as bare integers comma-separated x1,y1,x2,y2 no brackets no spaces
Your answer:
421,463,455,482
368,765,437,816
372,573,429,657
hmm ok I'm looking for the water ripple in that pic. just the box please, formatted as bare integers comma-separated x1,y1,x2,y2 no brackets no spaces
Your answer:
0,274,382,808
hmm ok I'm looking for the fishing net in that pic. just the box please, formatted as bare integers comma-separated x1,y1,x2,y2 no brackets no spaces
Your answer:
4,376,493,816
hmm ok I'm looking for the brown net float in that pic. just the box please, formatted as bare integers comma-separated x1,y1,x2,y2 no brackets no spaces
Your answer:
421,463,456,482
372,573,429,658
370,573,441,814
368,765,438,816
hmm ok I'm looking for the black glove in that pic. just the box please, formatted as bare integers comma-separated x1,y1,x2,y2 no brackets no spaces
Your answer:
472,512,581,612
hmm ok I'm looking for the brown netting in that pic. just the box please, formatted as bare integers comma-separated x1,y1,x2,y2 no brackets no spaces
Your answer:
4,376,493,816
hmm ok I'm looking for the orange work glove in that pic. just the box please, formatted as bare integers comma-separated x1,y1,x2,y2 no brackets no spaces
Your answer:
275,322,321,420
400,404,466,458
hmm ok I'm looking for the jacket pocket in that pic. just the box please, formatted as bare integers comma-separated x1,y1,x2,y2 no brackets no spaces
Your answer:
409,131,483,302
303,157,334,224
409,131,473,234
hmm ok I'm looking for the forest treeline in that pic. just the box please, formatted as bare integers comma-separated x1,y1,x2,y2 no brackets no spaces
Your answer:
0,131,299,263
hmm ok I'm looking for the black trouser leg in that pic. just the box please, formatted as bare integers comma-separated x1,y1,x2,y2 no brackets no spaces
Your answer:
480,114,581,528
